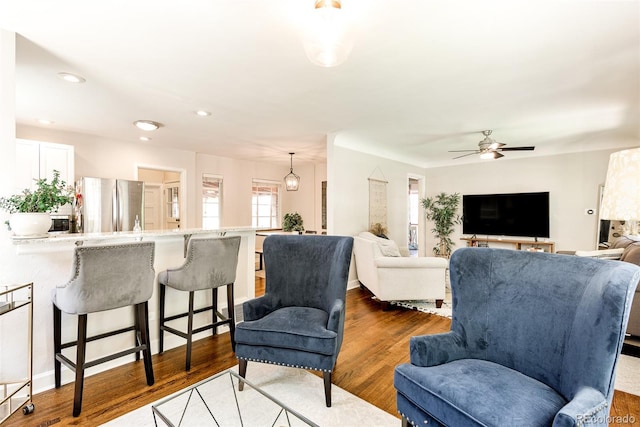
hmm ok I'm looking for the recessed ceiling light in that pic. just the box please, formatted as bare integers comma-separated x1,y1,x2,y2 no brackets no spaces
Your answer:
57,72,86,83
37,119,54,125
133,120,162,131
139,136,152,142
195,110,211,117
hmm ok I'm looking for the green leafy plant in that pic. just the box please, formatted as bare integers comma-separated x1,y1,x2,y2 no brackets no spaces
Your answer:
0,170,72,214
282,212,304,232
421,192,461,257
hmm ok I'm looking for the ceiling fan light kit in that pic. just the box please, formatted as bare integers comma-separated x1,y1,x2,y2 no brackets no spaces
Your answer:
450,130,535,160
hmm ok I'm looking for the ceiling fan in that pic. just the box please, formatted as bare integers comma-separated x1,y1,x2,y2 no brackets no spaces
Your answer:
449,130,535,160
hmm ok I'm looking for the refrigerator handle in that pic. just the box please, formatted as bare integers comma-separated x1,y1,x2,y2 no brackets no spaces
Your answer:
113,185,121,231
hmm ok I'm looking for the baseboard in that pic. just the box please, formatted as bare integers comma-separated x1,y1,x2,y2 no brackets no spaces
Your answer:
347,279,361,290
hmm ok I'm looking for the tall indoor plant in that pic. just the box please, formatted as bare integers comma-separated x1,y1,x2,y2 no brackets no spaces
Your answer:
421,192,461,257
0,170,72,236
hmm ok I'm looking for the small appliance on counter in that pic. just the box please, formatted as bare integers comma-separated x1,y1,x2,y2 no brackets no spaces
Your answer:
49,214,71,234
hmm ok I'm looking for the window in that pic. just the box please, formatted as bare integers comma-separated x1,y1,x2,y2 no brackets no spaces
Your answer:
252,180,280,229
202,174,222,229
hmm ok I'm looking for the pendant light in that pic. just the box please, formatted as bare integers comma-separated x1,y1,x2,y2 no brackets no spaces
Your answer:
284,153,300,191
303,0,353,68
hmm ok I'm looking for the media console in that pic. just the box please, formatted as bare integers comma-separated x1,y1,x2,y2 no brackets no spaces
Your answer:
461,237,555,253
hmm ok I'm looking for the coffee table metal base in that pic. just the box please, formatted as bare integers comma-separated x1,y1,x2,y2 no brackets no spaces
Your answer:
152,369,318,427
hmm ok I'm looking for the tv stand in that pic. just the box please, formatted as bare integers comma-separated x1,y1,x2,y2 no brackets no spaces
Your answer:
461,237,555,253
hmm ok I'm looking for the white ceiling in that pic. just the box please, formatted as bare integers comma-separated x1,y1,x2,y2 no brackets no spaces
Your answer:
1,0,638,167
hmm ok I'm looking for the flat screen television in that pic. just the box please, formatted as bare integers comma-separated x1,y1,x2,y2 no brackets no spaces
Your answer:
462,191,550,238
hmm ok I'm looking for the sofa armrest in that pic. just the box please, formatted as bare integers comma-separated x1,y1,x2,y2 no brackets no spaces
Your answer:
553,387,609,427
375,256,448,269
574,248,624,259
409,331,468,367
242,293,280,321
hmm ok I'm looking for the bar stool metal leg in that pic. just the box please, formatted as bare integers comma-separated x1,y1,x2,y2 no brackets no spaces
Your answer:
186,291,195,371
212,287,218,337
53,305,62,388
136,302,154,385
227,283,236,350
73,314,88,417
158,283,166,354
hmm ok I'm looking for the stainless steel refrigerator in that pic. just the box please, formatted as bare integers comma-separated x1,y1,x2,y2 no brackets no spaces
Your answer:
74,177,144,233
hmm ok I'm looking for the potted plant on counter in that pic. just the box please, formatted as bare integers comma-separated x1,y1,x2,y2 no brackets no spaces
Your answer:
0,170,73,237
282,212,304,234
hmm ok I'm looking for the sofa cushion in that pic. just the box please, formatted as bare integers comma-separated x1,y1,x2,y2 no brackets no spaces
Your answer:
395,359,567,427
235,306,336,355
621,243,640,265
610,235,640,249
359,231,401,257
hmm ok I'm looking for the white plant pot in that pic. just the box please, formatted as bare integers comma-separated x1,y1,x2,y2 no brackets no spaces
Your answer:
9,212,52,237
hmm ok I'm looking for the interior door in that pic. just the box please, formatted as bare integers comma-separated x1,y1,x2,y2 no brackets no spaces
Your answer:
164,183,180,230
144,185,162,230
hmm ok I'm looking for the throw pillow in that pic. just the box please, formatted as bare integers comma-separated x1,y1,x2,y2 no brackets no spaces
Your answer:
377,238,401,257
358,231,401,256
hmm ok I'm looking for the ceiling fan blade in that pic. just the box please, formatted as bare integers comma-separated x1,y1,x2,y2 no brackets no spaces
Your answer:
500,146,535,151
448,149,480,153
452,152,479,159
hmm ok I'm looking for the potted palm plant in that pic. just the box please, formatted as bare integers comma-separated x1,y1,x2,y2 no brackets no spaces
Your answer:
282,212,304,234
421,192,461,257
0,170,73,237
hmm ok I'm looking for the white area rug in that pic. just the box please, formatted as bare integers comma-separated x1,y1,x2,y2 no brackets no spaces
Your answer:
389,288,453,318
616,354,640,396
101,363,397,426
389,299,452,318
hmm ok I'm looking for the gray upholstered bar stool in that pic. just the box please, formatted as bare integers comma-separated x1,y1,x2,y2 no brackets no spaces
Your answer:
52,241,156,417
158,235,241,371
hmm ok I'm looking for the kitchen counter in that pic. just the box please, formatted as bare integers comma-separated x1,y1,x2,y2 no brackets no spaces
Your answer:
11,226,256,249
6,227,256,394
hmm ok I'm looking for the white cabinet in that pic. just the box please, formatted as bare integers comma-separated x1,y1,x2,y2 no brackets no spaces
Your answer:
16,139,74,216
15,139,74,192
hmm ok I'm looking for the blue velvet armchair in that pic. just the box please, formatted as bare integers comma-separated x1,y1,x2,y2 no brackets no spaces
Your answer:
235,235,353,407
394,248,639,427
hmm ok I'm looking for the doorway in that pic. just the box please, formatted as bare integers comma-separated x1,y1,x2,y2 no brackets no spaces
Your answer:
137,167,183,231
408,177,420,256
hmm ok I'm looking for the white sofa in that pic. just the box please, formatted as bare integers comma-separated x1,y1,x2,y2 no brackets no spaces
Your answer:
353,232,448,309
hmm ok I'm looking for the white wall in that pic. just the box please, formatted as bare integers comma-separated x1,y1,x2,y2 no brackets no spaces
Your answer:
196,154,322,231
327,134,639,256
329,142,427,253
424,148,634,254
15,126,325,231
0,29,18,381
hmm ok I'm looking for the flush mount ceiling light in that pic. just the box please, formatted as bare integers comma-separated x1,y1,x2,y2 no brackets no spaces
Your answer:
195,110,211,117
133,120,162,131
303,0,354,67
284,153,300,191
57,72,86,83
37,118,54,125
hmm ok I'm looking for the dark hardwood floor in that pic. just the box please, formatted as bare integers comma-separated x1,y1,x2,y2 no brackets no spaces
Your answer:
5,275,639,426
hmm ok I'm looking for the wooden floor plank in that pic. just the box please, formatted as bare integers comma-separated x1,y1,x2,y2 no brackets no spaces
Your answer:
4,277,639,426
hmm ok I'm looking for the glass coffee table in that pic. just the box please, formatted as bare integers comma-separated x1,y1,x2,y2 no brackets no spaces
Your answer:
152,369,318,426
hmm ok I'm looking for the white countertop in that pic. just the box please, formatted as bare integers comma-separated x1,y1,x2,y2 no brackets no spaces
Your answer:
11,226,257,251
